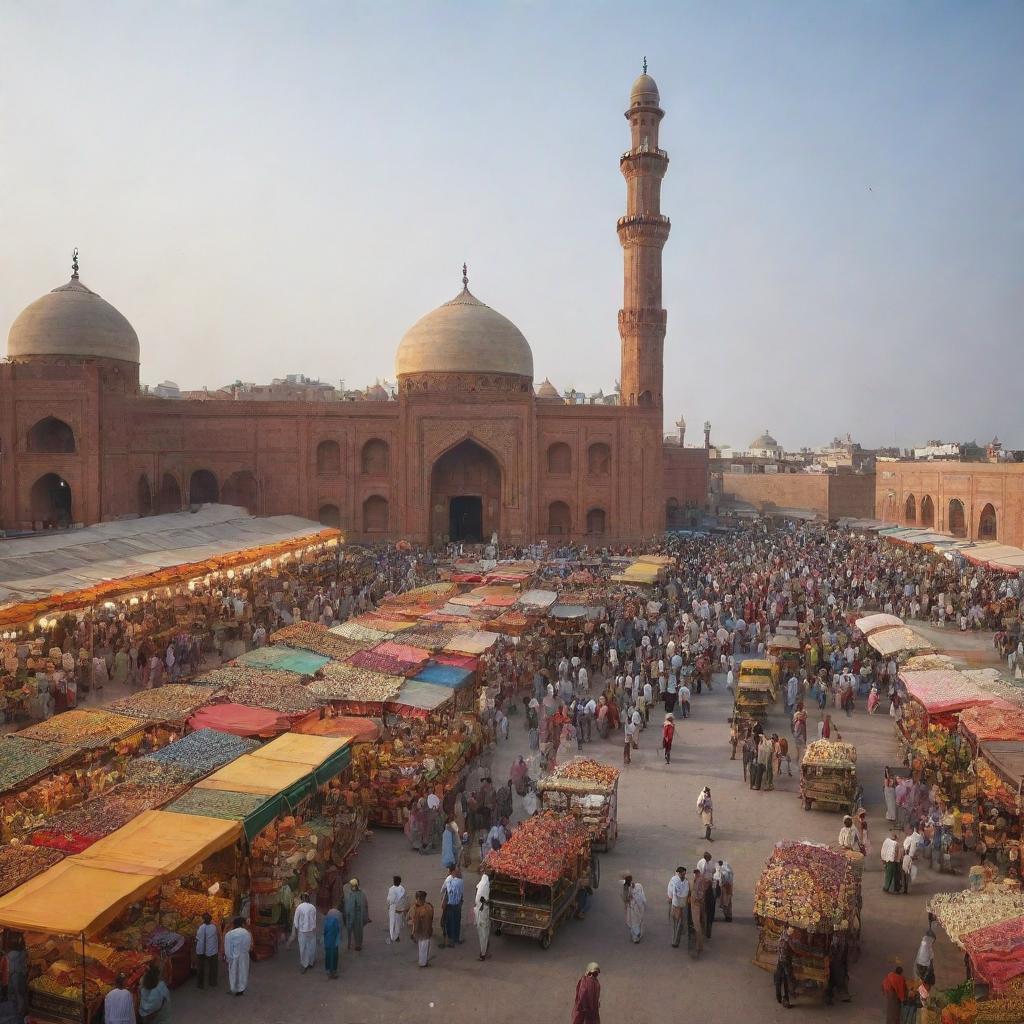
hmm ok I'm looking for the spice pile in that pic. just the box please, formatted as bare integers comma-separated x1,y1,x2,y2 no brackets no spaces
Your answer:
485,811,591,887
754,841,859,932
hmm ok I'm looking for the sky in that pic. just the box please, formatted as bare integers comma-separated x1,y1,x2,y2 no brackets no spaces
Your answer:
2,1,1022,450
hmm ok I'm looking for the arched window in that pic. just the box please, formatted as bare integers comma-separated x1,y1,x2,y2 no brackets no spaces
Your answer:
158,473,181,514
978,503,997,541
904,494,916,524
586,508,607,535
587,442,611,476
30,473,73,527
27,417,76,453
362,495,389,533
189,469,219,505
361,439,389,475
948,498,966,538
920,495,935,528
222,471,258,514
316,440,341,475
666,497,684,529
548,501,571,535
319,504,341,529
137,475,152,516
547,442,572,475
638,390,653,407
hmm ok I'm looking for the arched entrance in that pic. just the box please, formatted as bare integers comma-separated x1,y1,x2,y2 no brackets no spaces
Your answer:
30,473,73,527
904,495,916,524
189,469,219,505
948,498,966,538
223,471,258,514
920,495,935,528
978,503,997,540
319,504,340,529
158,473,182,514
137,475,153,516
430,439,501,545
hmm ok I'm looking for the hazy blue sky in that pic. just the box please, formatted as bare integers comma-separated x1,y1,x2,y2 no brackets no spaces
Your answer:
3,1,1021,449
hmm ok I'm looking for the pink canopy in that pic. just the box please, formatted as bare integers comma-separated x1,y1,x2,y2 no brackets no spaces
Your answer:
899,670,1005,716
188,703,293,738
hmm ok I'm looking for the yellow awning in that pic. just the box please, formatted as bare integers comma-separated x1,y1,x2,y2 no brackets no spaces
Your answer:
194,753,310,795
0,860,159,937
249,732,348,768
75,810,241,877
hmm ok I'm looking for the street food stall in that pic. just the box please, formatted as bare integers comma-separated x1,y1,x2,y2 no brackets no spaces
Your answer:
486,811,596,949
767,634,802,680
800,741,859,814
536,758,619,852
754,840,862,996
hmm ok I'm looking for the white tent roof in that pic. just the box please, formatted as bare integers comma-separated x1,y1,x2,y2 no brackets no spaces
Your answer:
0,505,333,608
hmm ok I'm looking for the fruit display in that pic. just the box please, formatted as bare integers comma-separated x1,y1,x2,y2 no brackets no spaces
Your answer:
0,736,77,794
270,623,364,661
929,889,1024,947
803,741,857,767
312,663,404,705
549,758,619,790
17,709,145,750
132,728,261,783
103,684,218,723
0,844,63,896
485,811,591,888
754,841,860,933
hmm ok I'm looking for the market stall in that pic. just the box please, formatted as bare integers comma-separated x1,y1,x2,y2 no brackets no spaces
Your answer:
800,741,859,814
187,702,297,738
486,811,595,949
536,758,618,852
127,728,262,786
753,840,861,995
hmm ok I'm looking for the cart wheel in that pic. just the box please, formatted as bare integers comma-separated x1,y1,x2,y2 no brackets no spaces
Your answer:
539,931,552,950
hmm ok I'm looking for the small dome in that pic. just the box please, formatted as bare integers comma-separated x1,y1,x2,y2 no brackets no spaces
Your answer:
396,284,533,380
630,73,660,107
536,377,559,399
8,275,139,364
750,430,780,450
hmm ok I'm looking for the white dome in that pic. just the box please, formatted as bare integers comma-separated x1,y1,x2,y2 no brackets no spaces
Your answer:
395,285,533,380
8,276,139,363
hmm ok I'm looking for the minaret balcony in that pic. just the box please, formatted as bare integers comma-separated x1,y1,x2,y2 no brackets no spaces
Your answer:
616,213,671,245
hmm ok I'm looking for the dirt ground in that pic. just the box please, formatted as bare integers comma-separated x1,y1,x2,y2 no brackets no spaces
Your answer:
170,626,1004,1024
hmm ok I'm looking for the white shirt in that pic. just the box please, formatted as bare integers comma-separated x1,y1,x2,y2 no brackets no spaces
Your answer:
696,857,714,879
195,922,219,956
584,699,597,715
224,926,252,959
293,901,317,933
904,832,923,858
475,875,490,914
643,682,653,703
667,875,689,907
624,721,637,740
103,988,135,1024
880,836,899,863
386,884,406,910
680,686,691,702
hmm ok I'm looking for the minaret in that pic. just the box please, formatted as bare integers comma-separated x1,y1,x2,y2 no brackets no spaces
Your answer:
618,58,670,408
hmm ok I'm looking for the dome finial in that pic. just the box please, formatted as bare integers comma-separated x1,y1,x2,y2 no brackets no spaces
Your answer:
462,262,468,290
71,247,79,280
642,56,647,75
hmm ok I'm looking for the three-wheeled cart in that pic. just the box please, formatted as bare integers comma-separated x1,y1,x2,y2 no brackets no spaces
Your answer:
800,740,859,813
536,758,619,852
486,811,597,949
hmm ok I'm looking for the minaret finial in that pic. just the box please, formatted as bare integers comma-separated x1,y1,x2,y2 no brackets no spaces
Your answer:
462,263,468,289
642,56,647,75
71,248,79,280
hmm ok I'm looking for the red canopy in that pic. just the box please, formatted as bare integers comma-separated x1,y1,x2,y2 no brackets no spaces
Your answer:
963,915,1024,992
188,703,293,738
959,705,1024,745
292,715,382,744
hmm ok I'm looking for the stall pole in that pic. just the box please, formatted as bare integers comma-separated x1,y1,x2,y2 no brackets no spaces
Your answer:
80,930,86,1024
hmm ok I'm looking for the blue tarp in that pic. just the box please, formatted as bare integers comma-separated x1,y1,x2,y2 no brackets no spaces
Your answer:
414,662,474,689
141,729,261,782
233,647,329,676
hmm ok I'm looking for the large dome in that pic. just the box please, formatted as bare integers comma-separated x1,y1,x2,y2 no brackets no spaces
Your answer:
395,284,533,381
8,275,140,364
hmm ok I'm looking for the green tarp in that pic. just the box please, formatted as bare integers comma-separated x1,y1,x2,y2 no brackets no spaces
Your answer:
233,647,329,676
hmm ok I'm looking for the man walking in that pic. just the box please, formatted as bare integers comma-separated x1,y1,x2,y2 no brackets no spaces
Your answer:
440,866,464,947
408,891,434,968
881,829,901,893
666,867,689,948
223,917,252,996
289,892,317,972
475,867,492,961
386,875,406,944
194,912,219,989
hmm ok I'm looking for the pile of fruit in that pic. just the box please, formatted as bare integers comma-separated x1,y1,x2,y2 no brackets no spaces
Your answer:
104,684,218,723
930,890,1024,947
550,758,620,790
754,841,858,932
485,811,590,887
271,623,364,661
803,740,857,767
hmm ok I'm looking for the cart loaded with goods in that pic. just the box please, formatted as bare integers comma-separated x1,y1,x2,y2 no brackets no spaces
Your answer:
536,758,619,852
800,740,859,814
754,840,862,996
485,811,596,949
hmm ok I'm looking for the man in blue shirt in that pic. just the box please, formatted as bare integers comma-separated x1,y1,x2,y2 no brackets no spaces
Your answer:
439,867,464,947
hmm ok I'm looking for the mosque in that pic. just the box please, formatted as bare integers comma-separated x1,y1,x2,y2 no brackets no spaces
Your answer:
0,69,709,544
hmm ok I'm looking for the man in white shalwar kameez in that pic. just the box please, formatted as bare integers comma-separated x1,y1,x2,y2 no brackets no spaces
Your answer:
290,893,318,971
386,875,407,943
224,917,252,995
474,868,492,960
